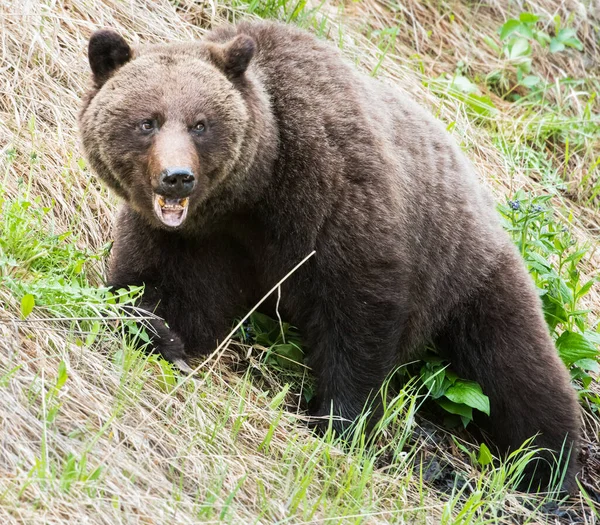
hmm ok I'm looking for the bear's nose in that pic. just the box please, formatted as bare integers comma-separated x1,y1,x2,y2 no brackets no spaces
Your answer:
158,167,196,197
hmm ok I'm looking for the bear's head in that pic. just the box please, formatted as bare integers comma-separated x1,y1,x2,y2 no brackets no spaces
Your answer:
79,29,264,230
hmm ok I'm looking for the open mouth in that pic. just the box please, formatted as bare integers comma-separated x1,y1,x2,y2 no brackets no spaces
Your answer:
153,194,189,228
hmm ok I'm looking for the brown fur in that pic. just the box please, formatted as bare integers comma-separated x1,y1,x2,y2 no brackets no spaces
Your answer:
79,22,581,491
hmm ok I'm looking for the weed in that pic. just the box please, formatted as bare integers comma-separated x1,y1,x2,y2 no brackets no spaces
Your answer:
485,12,583,98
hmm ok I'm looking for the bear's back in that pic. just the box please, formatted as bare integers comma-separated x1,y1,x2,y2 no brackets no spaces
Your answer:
210,22,508,312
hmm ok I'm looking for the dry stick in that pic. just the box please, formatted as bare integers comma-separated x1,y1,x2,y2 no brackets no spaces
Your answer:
103,250,316,461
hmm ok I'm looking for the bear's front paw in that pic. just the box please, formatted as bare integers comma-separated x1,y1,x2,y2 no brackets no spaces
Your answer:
153,330,192,372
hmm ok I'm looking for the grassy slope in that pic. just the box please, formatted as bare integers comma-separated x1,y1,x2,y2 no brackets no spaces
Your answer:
0,0,599,523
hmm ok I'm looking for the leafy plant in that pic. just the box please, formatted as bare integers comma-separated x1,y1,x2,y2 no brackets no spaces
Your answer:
498,191,599,396
0,182,145,343
419,353,490,428
231,0,310,23
239,311,305,372
485,13,583,97
409,193,599,424
428,73,498,119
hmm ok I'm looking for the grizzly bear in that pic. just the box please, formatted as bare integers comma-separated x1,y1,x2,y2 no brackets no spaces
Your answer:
79,21,581,491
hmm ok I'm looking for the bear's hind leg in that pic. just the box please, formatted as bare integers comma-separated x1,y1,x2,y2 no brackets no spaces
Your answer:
437,251,581,491
299,292,405,436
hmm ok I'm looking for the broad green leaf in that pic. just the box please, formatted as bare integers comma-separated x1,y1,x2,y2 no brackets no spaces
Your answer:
519,13,539,24
583,331,600,345
534,31,552,46
273,343,304,370
444,380,490,415
517,24,534,39
477,443,494,466
556,276,574,304
520,75,541,88
20,294,35,319
542,296,569,329
437,398,473,420
550,38,565,53
464,93,498,117
435,78,497,117
508,37,531,60
86,466,103,482
564,247,588,265
74,259,84,274
450,75,479,94
563,37,583,51
557,28,577,41
556,331,599,366
573,358,599,373
499,19,521,40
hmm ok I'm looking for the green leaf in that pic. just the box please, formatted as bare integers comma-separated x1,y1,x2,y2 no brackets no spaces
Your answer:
437,398,472,418
576,278,596,300
86,466,103,482
583,330,600,345
573,358,600,373
269,385,289,410
464,94,498,117
550,38,565,53
519,13,539,24
74,259,84,274
60,454,78,493
556,276,574,304
477,443,494,466
433,75,497,117
508,37,531,60
499,19,521,40
483,35,501,53
437,398,473,421
20,294,35,319
557,28,577,41
421,364,449,399
520,75,541,88
273,343,304,371
56,360,68,391
156,359,177,393
534,31,552,46
444,380,490,415
450,75,479,94
526,251,552,271
517,24,534,40
85,321,101,347
556,331,599,366
542,296,569,328
563,37,583,51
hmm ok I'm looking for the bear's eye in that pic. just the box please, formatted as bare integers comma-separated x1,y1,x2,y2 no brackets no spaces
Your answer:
191,121,207,134
139,119,157,134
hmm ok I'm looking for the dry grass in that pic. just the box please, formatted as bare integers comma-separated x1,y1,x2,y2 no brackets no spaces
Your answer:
0,0,599,523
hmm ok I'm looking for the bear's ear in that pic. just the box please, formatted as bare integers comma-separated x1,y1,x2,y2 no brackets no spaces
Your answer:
209,34,256,80
88,29,132,87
